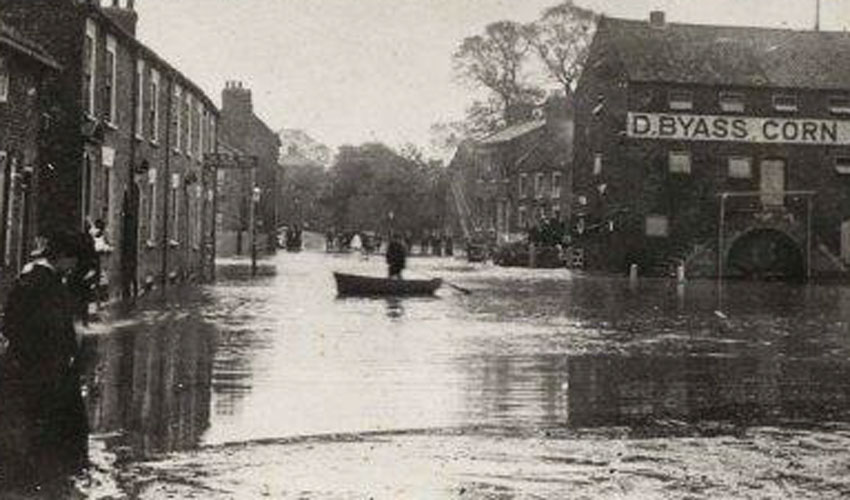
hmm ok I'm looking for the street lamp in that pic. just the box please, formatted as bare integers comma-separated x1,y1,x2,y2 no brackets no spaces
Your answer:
251,185,261,276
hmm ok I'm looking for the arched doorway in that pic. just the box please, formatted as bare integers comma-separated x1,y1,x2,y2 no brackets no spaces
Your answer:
726,228,804,282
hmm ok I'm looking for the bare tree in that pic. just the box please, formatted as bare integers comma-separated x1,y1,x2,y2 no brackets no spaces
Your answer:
524,1,597,97
453,21,543,129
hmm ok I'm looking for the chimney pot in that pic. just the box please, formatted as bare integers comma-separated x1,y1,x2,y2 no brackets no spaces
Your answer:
650,10,665,28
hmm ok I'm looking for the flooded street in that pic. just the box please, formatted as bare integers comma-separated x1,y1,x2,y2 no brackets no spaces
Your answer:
79,251,850,498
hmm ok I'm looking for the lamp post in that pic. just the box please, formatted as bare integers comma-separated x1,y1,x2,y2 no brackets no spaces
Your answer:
251,185,261,276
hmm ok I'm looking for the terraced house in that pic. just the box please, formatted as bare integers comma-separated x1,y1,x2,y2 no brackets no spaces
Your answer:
0,0,219,300
0,21,60,296
572,11,850,280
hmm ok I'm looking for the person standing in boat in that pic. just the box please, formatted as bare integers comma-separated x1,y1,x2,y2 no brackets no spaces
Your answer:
386,233,407,279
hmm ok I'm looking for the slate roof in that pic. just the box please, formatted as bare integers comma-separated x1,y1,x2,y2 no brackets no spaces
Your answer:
602,16,850,90
0,20,61,70
479,119,546,145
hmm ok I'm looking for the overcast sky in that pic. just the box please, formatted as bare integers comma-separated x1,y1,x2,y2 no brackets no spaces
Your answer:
134,0,850,156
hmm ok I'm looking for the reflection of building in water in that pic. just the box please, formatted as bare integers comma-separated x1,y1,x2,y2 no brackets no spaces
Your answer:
83,315,214,459
211,329,260,417
562,354,850,427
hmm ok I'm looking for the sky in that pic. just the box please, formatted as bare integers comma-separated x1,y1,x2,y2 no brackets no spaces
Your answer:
133,0,850,157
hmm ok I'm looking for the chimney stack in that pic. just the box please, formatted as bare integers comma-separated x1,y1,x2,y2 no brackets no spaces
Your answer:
103,0,138,36
649,10,665,28
222,80,253,115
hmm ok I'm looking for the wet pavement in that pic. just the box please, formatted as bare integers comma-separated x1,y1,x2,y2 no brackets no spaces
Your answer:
41,252,850,497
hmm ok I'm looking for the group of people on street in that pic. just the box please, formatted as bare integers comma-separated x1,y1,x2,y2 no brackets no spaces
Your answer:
0,221,111,493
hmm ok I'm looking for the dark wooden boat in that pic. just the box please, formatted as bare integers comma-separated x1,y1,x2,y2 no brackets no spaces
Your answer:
333,272,442,296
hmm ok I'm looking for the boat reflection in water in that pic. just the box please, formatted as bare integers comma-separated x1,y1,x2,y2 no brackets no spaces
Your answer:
82,291,215,460
565,354,850,432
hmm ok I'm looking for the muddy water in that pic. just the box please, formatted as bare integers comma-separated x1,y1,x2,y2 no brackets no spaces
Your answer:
69,252,850,498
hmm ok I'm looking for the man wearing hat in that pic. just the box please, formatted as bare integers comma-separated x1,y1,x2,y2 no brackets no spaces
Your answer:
0,229,89,488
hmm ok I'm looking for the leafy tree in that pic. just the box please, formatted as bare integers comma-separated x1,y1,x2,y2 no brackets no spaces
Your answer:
524,1,597,96
453,21,544,130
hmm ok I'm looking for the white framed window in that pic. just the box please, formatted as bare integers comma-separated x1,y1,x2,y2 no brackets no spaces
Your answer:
0,56,8,103
728,156,752,178
149,69,160,143
551,172,562,199
518,206,528,228
182,91,190,154
83,19,97,116
669,150,691,174
593,153,603,176
199,104,206,159
209,116,217,153
829,96,850,115
719,91,745,113
173,84,181,152
104,36,117,125
773,94,798,112
646,214,669,237
835,157,850,174
170,173,180,244
535,173,544,199
135,59,145,139
186,94,193,157
195,101,202,159
518,173,528,199
147,168,157,243
668,90,693,111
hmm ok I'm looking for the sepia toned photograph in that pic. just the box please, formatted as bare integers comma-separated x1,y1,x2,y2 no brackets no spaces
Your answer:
2,0,850,498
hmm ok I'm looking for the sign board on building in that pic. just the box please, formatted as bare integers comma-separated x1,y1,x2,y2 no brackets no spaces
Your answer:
101,146,115,167
627,112,850,145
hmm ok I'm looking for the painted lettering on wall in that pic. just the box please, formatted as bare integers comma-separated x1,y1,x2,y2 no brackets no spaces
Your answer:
627,112,850,145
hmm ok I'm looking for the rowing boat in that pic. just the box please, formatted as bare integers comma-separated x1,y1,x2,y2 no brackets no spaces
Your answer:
333,272,442,296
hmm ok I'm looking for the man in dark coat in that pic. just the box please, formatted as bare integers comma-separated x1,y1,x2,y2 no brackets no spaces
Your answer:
0,230,89,488
386,234,407,279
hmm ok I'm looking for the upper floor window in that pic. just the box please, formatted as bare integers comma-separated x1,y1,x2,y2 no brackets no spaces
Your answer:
835,157,850,174
147,168,157,243
209,116,216,153
829,95,850,115
149,69,160,142
551,172,562,199
83,19,97,116
518,173,528,199
646,214,669,237
182,92,190,154
135,59,145,138
198,103,205,159
773,94,798,112
534,173,544,199
173,85,182,152
728,156,752,178
104,36,117,125
668,90,693,111
719,91,745,113
593,153,603,176
669,150,691,174
0,56,8,103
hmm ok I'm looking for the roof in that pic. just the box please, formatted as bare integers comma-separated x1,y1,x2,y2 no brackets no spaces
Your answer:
479,119,546,145
0,20,61,70
601,16,850,90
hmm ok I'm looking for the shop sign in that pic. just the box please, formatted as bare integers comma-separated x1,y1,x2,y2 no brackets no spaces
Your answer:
627,112,850,145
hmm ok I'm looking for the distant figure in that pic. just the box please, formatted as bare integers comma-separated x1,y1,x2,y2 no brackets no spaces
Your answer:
0,229,89,489
90,219,113,303
349,233,363,253
386,234,407,279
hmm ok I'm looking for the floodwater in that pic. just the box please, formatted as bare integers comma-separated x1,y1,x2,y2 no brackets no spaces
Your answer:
39,252,850,497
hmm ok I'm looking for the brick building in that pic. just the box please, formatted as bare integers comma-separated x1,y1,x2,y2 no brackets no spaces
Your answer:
0,0,219,299
0,21,60,295
219,81,282,253
448,96,574,245
573,12,850,279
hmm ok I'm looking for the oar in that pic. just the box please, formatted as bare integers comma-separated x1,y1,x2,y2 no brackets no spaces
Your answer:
445,281,472,294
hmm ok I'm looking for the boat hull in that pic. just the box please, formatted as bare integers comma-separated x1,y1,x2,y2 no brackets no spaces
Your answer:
333,272,442,296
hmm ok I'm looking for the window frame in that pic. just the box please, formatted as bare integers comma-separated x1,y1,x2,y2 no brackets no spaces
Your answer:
173,84,182,153
149,68,160,143
104,35,117,125
668,150,692,174
0,55,8,103
551,172,562,199
593,153,603,176
534,173,544,199
835,156,850,174
829,95,850,115
518,173,528,199
135,59,145,139
147,168,157,244
728,156,753,179
645,214,669,237
773,94,798,112
84,19,97,117
719,91,745,113
668,90,693,111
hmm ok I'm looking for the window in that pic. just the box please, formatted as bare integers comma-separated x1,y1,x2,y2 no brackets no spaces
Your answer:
170,173,180,244
102,146,114,227
186,94,193,157
835,157,850,174
535,173,544,199
593,153,603,176
0,56,8,103
646,214,669,237
829,96,850,115
719,91,745,113
209,116,216,153
773,94,797,112
149,69,160,142
728,156,752,178
135,59,145,138
172,85,181,152
104,36,117,125
518,206,527,228
198,104,205,159
83,19,97,116
182,92,190,154
669,150,691,174
147,168,157,243
518,173,528,199
0,151,7,260
551,172,562,199
668,90,693,111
